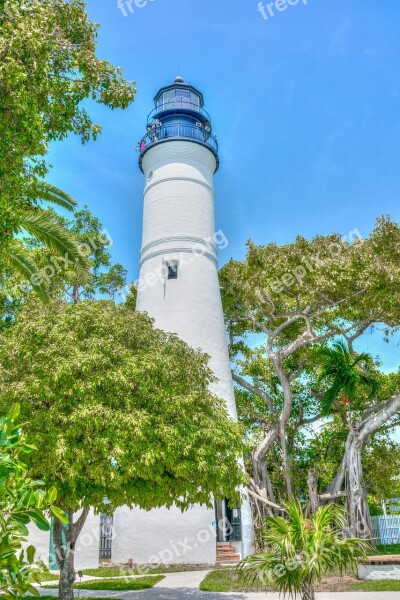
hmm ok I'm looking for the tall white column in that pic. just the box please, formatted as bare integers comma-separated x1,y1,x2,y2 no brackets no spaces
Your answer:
136,139,253,558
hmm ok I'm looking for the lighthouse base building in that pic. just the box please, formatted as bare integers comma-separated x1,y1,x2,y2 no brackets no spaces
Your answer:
27,77,253,569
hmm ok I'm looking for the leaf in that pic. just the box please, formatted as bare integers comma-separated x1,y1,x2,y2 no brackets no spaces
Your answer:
26,584,40,596
7,404,20,421
46,486,57,504
50,506,69,524
26,545,36,564
28,510,50,532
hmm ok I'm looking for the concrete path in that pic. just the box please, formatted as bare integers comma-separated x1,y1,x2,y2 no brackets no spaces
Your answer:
154,570,211,589
39,588,400,599
39,570,400,599
40,584,400,600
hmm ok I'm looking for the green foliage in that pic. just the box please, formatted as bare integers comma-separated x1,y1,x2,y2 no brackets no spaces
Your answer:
0,404,67,600
238,499,369,599
25,206,128,303
0,300,245,513
1,183,90,303
298,424,400,511
0,0,136,242
221,217,400,510
317,340,379,416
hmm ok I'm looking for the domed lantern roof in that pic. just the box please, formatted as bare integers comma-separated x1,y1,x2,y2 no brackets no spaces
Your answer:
148,76,211,125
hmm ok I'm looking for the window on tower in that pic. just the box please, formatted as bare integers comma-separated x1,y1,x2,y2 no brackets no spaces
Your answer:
166,261,179,280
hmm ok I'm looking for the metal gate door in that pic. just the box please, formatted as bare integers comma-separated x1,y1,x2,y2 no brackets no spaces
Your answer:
99,514,113,559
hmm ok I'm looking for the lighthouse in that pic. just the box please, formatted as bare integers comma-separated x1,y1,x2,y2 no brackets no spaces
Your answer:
112,77,253,565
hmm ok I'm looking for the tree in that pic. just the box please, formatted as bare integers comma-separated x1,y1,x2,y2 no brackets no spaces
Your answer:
238,499,369,600
316,339,380,538
57,207,127,303
1,183,90,301
220,217,400,538
0,300,245,600
0,0,136,243
0,404,67,600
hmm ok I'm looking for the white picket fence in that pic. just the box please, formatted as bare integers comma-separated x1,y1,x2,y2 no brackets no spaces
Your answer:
371,515,400,545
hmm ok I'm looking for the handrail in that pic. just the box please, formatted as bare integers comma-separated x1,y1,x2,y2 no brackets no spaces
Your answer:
147,102,211,124
138,123,218,156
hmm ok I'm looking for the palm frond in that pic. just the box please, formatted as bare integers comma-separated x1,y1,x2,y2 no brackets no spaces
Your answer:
3,244,50,302
19,209,90,276
35,181,77,212
321,379,344,416
237,498,368,597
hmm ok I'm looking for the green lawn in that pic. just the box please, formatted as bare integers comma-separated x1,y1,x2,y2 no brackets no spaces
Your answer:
200,569,265,593
83,565,209,577
351,581,400,592
45,576,164,591
376,543,400,555
199,569,400,593
29,570,59,583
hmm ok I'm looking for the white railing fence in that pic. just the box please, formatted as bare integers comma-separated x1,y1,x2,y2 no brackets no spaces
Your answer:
371,515,400,545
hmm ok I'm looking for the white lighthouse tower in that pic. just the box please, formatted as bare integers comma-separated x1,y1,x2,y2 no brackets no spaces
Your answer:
112,77,253,565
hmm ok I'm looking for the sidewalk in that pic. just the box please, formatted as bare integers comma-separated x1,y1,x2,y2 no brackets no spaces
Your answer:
39,572,400,600
39,589,400,599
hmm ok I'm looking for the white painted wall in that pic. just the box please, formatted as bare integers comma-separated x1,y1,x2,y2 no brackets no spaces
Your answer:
26,510,99,570
73,510,100,570
112,505,216,565
122,140,252,562
25,523,51,567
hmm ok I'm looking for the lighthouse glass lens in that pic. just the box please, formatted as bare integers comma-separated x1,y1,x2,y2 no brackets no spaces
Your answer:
190,92,200,109
176,89,191,109
163,89,175,109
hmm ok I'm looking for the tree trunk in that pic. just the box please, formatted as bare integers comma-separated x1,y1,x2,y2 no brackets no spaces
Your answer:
54,508,90,600
346,436,373,541
301,580,316,600
306,470,319,516
58,545,76,600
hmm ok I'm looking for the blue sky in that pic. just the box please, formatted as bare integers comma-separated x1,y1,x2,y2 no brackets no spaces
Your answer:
47,0,400,370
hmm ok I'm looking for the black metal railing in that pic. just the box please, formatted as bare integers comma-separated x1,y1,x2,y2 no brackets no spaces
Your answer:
138,123,218,155
147,102,211,124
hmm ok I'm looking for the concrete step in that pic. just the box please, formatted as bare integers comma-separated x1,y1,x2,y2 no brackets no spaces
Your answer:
217,557,240,566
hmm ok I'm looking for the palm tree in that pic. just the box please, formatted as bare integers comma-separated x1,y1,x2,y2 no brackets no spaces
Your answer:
317,339,379,417
238,499,369,600
1,183,90,301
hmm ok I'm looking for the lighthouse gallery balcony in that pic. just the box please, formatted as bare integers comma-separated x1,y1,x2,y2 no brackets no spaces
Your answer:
138,122,219,171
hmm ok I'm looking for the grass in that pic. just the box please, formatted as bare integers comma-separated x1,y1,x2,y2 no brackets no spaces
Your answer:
200,569,264,593
45,576,164,591
83,564,209,577
29,569,59,583
199,568,400,593
376,543,400,555
351,581,400,591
